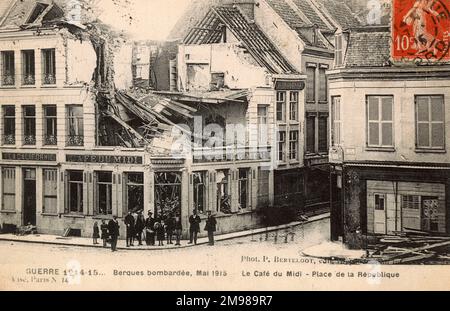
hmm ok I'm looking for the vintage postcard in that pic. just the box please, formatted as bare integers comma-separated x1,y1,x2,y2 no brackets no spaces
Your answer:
0,0,449,293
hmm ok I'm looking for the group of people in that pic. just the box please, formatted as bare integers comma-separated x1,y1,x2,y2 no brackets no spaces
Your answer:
92,209,217,252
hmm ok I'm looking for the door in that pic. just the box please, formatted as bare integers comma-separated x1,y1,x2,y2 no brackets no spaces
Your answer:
373,193,386,234
23,168,37,226
386,194,401,234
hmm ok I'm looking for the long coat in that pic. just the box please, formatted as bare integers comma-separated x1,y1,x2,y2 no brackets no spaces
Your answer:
108,219,120,238
205,216,217,232
189,215,201,233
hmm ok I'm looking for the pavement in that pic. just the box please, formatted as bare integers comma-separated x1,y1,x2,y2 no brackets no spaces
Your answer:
0,213,329,250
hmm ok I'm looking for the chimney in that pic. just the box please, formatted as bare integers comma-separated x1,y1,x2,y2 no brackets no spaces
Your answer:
221,0,256,20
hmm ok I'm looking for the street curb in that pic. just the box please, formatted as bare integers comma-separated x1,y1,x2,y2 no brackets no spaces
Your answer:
0,213,330,251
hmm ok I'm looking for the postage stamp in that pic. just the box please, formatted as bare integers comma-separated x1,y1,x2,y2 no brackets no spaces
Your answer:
392,0,450,62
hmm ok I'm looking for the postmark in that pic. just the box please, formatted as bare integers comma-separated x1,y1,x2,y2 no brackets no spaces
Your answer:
392,0,450,62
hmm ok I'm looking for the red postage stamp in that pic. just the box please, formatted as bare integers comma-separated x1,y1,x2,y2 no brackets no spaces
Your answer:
392,0,450,62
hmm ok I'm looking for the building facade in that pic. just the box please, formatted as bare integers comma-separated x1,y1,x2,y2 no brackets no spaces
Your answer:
328,26,450,249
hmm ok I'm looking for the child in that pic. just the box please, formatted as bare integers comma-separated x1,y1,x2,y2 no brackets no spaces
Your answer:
93,222,100,245
100,220,109,248
155,221,165,246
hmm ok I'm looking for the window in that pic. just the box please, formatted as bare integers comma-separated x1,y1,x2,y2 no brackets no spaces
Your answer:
319,68,327,102
289,131,299,161
416,95,445,150
277,131,286,162
367,96,394,148
96,172,113,215
289,91,298,121
276,91,286,122
238,169,251,210
335,35,343,66
402,195,420,210
331,96,341,146
306,66,316,102
23,106,36,145
155,172,182,219
42,49,56,85
124,173,144,215
193,172,207,213
374,194,385,211
43,169,57,214
66,105,84,146
306,116,316,153
257,105,268,145
217,170,231,214
3,106,15,145
2,167,16,211
2,51,15,86
44,105,57,145
22,50,35,85
67,171,83,214
318,116,328,153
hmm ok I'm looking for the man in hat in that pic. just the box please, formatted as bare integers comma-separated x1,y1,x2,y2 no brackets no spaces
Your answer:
108,216,120,252
188,209,201,245
124,211,135,247
205,211,217,246
145,211,156,246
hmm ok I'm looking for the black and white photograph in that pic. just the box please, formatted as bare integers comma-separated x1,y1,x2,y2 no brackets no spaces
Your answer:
0,0,449,292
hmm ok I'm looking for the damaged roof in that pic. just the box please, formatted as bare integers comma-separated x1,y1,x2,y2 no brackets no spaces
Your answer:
184,6,298,75
312,0,361,29
264,0,329,48
343,26,392,68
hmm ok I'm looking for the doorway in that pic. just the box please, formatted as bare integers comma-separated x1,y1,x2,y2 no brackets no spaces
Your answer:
23,168,37,226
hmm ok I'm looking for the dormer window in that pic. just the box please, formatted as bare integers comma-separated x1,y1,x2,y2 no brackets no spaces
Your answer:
26,2,49,24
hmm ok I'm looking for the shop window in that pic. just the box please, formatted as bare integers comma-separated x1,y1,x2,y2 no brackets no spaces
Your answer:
217,170,231,214
318,116,328,153
67,171,83,214
306,116,316,153
306,66,316,102
2,167,16,211
124,172,144,215
42,49,56,85
43,169,57,214
3,106,15,145
22,50,35,85
96,172,113,215
155,172,182,219
289,91,298,121
23,106,36,145
367,95,394,148
374,194,385,210
238,168,251,210
66,105,84,146
257,105,268,145
416,95,445,150
276,91,286,122
193,172,207,213
1,51,15,86
331,96,341,146
44,105,57,145
277,131,286,162
289,130,298,161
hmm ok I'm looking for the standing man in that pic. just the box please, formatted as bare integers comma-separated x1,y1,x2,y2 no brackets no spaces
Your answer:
205,211,217,246
124,211,135,247
145,211,156,246
188,209,201,245
108,216,120,252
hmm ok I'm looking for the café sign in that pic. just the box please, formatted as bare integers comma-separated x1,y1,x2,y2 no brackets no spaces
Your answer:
2,153,57,162
66,154,143,165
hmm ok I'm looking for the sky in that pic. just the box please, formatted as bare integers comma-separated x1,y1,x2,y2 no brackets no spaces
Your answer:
97,0,192,40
